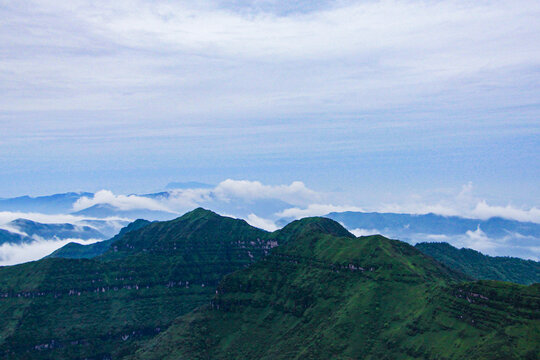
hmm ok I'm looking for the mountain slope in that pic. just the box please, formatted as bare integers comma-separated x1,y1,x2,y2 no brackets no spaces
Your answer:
132,219,539,360
0,209,276,359
48,219,152,259
416,242,540,285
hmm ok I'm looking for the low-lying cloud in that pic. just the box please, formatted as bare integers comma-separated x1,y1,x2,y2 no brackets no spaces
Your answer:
276,204,364,219
0,238,102,266
73,190,174,212
380,183,540,224
246,214,278,232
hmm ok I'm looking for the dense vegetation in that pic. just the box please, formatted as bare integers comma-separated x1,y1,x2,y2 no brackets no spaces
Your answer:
0,209,275,359
0,209,538,359
132,219,540,359
49,219,152,259
416,242,540,285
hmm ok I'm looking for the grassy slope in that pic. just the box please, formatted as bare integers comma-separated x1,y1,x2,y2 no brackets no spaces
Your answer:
48,219,152,259
415,242,540,285
0,209,273,359
133,221,539,360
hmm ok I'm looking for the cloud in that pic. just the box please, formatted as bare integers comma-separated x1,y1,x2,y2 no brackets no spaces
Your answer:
0,211,129,226
379,183,540,224
276,203,364,219
245,214,278,232
2,0,538,120
213,179,319,206
349,228,381,237
0,238,103,266
470,201,540,223
73,190,175,212
75,180,322,215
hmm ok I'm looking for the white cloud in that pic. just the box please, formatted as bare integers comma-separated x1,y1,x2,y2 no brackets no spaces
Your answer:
378,183,540,224
245,214,278,232
213,179,319,206
349,228,380,237
0,211,129,226
470,201,540,223
0,238,103,266
276,203,364,219
73,180,322,215
73,190,175,212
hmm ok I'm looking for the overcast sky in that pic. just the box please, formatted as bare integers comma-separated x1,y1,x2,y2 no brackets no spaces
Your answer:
1,0,539,210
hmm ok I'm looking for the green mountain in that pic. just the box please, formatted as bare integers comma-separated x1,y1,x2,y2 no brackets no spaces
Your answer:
1,211,538,359
415,242,540,285
132,218,539,360
0,209,275,359
48,219,152,259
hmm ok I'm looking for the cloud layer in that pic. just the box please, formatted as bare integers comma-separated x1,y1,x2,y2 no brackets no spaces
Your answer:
0,238,102,266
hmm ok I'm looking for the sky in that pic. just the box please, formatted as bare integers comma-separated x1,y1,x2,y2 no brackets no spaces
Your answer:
1,0,539,211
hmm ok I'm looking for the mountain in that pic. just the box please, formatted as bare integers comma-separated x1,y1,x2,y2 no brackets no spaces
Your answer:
416,242,540,285
1,210,538,359
8,218,104,240
0,219,105,246
325,211,540,259
131,219,539,360
78,219,131,238
0,229,31,245
71,203,178,221
0,209,277,359
48,219,152,259
0,192,93,214
326,211,540,238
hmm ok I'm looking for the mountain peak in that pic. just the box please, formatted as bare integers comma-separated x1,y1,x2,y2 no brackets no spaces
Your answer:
277,216,354,241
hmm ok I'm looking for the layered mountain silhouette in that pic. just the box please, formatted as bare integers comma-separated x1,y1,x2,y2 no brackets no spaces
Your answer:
0,209,538,359
0,219,105,245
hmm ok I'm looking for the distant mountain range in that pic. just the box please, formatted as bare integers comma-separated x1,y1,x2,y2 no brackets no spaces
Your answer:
326,211,540,239
0,218,105,245
326,211,540,259
71,203,177,221
1,191,539,262
0,192,93,214
1,209,536,359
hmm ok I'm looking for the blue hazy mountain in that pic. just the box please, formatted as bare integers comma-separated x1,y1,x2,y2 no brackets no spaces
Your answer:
326,211,540,239
8,218,104,240
0,219,105,246
0,229,31,245
0,192,93,214
325,211,540,259
71,204,178,221
48,219,152,259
